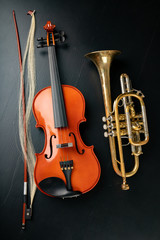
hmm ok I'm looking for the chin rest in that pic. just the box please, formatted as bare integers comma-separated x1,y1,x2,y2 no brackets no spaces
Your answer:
39,177,81,198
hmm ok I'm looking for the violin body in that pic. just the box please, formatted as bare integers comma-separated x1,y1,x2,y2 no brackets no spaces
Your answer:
33,21,101,198
33,85,101,197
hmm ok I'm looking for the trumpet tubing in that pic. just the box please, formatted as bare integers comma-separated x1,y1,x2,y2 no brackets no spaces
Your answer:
85,50,149,190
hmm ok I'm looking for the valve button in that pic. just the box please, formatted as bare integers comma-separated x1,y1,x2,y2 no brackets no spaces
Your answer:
102,116,107,122
104,132,108,138
103,124,107,130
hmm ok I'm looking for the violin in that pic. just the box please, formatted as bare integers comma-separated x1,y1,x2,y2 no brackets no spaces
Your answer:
33,21,101,198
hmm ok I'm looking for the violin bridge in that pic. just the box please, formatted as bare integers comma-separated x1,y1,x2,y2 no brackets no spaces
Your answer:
56,142,73,148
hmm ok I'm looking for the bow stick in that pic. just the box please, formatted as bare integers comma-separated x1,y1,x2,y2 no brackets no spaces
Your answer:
13,10,35,230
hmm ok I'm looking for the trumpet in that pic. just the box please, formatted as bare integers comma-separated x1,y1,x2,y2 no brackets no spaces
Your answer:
85,50,149,190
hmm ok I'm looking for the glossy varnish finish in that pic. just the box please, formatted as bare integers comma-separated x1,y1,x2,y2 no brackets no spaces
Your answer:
32,21,101,197
33,85,101,196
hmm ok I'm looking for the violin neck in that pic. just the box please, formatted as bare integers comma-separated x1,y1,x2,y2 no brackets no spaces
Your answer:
48,46,68,128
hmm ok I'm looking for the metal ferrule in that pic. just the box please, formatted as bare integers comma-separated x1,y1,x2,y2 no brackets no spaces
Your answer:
24,182,27,196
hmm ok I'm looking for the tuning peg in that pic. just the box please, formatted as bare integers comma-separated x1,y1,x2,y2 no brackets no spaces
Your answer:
37,35,58,41
55,31,65,43
37,43,47,48
37,30,66,48
37,37,46,41
60,35,65,43
37,37,47,48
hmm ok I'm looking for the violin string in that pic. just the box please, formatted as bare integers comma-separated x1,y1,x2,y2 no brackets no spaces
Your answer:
60,127,65,162
65,126,70,161
50,46,69,163
48,46,63,162
48,38,72,164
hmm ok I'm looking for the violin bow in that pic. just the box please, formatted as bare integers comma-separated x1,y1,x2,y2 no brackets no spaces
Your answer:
13,10,36,229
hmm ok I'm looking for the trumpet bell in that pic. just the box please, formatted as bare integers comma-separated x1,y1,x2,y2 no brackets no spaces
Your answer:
85,50,121,67
85,50,121,118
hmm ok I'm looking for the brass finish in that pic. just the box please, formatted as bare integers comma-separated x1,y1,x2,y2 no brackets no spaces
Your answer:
85,50,149,190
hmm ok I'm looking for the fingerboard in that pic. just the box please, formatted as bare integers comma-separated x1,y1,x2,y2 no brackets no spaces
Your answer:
48,46,68,128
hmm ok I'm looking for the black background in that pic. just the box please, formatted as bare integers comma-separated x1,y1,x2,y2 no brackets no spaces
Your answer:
0,0,160,239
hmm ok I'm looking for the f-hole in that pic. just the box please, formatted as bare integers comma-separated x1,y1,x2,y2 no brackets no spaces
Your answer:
45,134,56,159
69,132,85,154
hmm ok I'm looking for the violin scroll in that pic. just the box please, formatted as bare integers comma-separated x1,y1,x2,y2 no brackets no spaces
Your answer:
37,21,65,48
44,21,55,46
44,21,55,32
